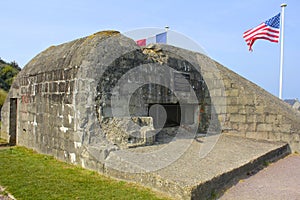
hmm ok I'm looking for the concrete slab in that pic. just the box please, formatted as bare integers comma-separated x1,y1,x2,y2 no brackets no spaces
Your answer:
104,134,290,199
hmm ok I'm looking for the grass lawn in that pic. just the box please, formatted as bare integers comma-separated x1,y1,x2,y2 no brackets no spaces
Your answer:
0,146,168,200
0,138,7,145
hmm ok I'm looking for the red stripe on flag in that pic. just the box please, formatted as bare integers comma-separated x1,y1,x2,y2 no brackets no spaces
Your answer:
136,39,146,46
243,14,280,51
243,23,266,38
243,23,280,51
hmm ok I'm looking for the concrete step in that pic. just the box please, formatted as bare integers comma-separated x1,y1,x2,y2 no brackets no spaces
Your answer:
104,134,290,200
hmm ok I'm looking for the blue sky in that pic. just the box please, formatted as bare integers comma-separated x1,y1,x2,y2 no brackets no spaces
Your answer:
0,0,299,100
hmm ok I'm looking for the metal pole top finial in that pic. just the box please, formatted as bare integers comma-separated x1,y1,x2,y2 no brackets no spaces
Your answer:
281,3,287,7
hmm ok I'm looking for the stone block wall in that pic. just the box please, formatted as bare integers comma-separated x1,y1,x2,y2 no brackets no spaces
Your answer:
7,66,78,160
214,62,300,151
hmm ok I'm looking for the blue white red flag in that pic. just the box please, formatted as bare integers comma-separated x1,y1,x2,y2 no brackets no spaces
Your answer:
136,32,167,46
243,13,280,51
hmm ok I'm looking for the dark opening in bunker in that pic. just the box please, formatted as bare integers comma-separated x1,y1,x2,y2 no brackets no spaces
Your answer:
148,103,181,129
148,103,197,129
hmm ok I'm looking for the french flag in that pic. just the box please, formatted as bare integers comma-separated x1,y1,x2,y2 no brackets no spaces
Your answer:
136,32,167,46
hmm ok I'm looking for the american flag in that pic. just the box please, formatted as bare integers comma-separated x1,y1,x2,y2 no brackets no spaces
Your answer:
243,13,281,51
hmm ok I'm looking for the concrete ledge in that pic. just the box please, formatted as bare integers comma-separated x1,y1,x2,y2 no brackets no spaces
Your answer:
191,141,290,199
104,134,290,200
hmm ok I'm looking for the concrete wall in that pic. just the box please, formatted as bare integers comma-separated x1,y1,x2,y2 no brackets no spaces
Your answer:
1,63,83,162
215,61,300,151
1,31,131,164
1,30,300,171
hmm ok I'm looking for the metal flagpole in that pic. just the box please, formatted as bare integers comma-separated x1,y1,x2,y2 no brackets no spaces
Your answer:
279,3,287,99
165,26,169,44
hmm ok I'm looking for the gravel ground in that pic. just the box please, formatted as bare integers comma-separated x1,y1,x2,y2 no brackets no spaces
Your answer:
220,154,300,200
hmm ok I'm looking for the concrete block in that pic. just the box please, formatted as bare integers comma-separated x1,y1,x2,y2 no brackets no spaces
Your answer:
256,114,265,123
230,114,246,123
227,105,239,113
51,82,59,93
274,124,292,133
245,105,255,113
289,141,299,153
58,82,66,93
257,123,273,132
257,131,269,140
292,133,300,142
230,122,239,131
281,124,292,132
268,132,281,141
212,97,227,106
226,89,239,97
238,107,246,114
246,115,256,123
245,123,256,132
255,105,264,113
245,132,259,139
246,131,268,140
266,114,278,124
281,133,292,143
228,97,238,105
240,96,255,105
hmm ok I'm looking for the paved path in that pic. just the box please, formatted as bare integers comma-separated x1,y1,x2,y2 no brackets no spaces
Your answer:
220,154,300,200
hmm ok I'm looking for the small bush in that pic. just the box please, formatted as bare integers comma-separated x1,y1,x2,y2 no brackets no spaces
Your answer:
0,89,7,106
0,89,7,120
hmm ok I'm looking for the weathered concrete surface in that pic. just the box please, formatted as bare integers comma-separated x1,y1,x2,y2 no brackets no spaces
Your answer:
216,60,300,151
1,30,300,154
104,134,290,199
0,30,300,199
220,154,300,200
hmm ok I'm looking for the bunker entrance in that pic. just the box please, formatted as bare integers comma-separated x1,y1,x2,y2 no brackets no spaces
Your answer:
148,103,181,129
9,98,17,145
148,103,197,144
148,103,197,129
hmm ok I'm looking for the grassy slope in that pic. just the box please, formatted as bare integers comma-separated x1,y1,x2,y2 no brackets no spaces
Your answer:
0,147,168,200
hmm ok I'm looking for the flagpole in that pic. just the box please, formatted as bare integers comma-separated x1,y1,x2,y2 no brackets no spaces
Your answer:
279,3,287,99
165,26,169,44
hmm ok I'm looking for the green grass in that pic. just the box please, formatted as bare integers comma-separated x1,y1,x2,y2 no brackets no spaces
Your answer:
0,137,7,145
263,161,270,167
0,147,168,200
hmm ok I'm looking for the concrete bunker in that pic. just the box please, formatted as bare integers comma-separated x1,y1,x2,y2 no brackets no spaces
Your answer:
95,48,213,148
1,30,300,199
0,30,222,160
